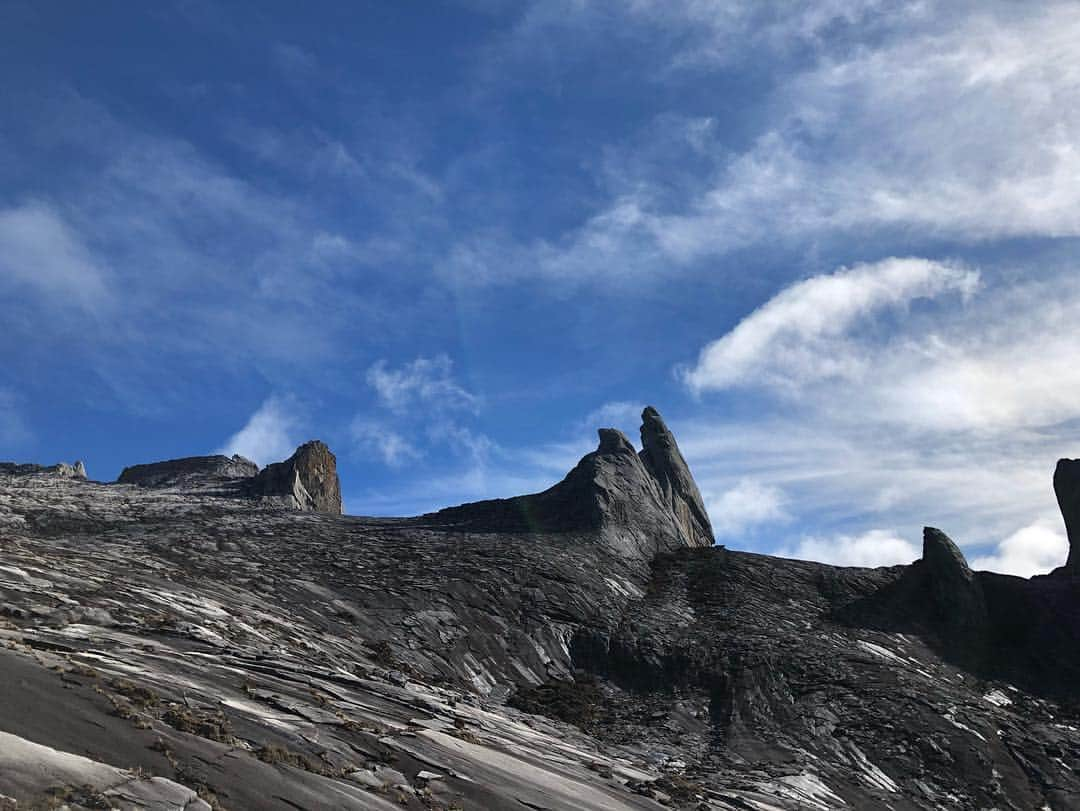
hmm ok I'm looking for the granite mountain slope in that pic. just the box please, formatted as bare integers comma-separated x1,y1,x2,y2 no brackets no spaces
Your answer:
1,408,1080,809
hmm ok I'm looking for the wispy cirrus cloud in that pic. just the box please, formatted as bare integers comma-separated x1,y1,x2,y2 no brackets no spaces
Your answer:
350,419,422,468
447,2,1080,286
0,200,110,311
0,389,32,450
367,355,480,415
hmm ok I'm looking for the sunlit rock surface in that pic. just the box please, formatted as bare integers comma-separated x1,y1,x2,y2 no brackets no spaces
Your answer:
1,410,1080,809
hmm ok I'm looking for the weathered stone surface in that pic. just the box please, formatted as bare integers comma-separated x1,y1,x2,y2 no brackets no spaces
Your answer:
249,439,342,514
639,406,714,548
118,454,258,487
0,460,87,479
1055,458,1080,571
0,729,210,810
4,419,1080,808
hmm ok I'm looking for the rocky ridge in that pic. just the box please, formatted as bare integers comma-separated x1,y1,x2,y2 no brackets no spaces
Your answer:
115,442,342,515
0,408,1080,809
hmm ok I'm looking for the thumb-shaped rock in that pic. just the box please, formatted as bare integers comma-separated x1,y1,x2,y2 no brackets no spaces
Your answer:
1054,459,1080,572
639,406,714,549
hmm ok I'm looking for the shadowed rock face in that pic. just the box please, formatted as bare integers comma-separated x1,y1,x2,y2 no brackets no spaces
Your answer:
118,454,258,487
250,440,342,514
921,526,987,641
426,409,713,558
1055,459,1080,571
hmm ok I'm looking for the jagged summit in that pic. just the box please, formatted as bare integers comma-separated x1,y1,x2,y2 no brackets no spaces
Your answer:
426,407,713,558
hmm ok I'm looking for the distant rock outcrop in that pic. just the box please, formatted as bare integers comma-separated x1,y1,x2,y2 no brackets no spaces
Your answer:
0,461,87,479
1054,459,1080,572
249,440,342,515
426,407,713,558
118,454,258,487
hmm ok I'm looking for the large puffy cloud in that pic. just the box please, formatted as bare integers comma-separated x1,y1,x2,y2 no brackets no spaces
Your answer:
778,530,920,568
682,258,978,392
706,479,789,539
971,523,1068,578
678,260,1080,575
216,396,301,467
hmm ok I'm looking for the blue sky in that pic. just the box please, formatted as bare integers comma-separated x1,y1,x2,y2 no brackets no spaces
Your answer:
4,1,1080,576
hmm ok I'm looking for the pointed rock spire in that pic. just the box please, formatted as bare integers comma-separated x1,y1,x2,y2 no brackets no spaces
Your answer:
425,406,713,559
1054,459,1080,572
921,527,986,637
639,406,714,548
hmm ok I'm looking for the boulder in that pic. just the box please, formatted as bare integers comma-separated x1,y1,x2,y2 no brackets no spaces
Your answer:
249,440,342,515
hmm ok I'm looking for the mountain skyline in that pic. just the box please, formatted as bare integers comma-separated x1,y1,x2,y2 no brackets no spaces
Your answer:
3,1,1080,575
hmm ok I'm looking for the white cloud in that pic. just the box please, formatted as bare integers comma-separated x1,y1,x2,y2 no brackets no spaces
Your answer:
682,258,978,392
580,401,646,437
706,479,789,538
351,419,422,468
670,3,1080,249
456,3,1080,284
217,396,300,467
367,355,479,415
778,529,920,568
354,355,492,472
671,259,1080,568
971,522,1068,578
0,201,109,310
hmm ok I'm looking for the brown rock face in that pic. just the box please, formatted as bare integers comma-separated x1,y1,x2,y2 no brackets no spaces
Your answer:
251,440,342,515
639,406,714,549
